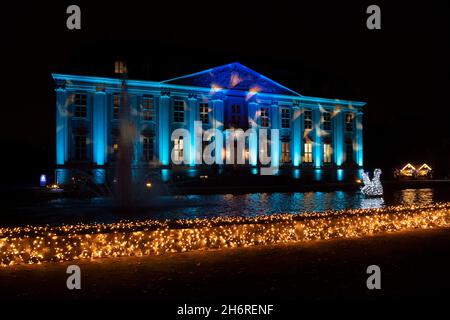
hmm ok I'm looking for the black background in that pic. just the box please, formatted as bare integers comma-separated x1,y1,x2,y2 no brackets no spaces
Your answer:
1,1,448,185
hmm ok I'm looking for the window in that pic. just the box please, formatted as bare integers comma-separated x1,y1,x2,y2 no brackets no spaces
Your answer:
111,135,119,160
282,142,291,163
260,108,269,128
304,110,313,130
73,93,87,118
173,99,185,123
142,96,154,121
173,137,184,163
199,102,209,124
346,113,354,131
345,140,353,162
323,143,332,163
231,104,241,128
281,108,291,128
74,134,87,161
260,107,269,127
114,61,127,74
322,112,331,131
304,142,313,163
113,94,120,120
142,136,154,161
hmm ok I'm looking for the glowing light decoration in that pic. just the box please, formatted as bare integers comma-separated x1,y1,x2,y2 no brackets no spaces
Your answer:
361,168,383,197
2,202,449,267
39,174,47,187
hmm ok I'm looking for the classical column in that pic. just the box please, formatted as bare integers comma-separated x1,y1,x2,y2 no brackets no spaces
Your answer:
158,93,170,166
187,95,198,166
56,87,69,165
93,88,107,166
129,94,140,167
333,106,344,166
355,111,363,167
291,105,301,166
247,101,258,166
270,103,280,168
212,98,224,163
313,108,322,168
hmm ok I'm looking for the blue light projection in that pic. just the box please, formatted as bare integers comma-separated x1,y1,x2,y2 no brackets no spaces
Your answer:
158,96,170,166
93,91,107,166
336,169,344,181
333,109,344,166
291,108,301,166
314,169,323,181
161,169,170,182
55,88,68,165
292,169,301,179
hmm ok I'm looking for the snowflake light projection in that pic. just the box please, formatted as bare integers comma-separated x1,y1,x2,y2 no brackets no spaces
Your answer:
361,168,383,197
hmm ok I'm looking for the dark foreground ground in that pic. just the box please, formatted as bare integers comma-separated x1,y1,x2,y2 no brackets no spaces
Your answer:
2,228,450,305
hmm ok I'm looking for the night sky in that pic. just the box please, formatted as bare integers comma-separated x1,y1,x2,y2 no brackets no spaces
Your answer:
2,1,448,184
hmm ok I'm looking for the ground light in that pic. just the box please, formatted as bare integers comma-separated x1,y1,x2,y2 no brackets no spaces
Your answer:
1,203,449,266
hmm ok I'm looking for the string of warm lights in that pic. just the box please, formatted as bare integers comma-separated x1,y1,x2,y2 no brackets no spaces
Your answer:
1,203,449,266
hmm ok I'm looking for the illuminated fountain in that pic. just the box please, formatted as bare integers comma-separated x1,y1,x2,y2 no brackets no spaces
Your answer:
115,61,135,208
361,168,383,197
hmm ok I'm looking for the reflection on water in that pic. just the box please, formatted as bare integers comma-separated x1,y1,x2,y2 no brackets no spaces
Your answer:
395,188,434,206
1,187,448,227
360,197,385,209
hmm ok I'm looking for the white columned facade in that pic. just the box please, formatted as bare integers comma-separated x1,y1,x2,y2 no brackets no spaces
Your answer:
212,98,224,163
187,96,198,166
291,105,301,166
270,103,280,168
93,88,107,166
158,94,170,166
313,108,322,168
333,106,344,166
56,87,68,165
355,111,363,167
248,101,258,166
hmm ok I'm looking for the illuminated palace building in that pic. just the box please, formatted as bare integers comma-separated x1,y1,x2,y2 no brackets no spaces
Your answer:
52,63,365,184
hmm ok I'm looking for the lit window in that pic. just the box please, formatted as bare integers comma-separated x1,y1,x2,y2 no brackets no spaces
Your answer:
282,142,291,163
322,112,331,131
199,102,209,124
304,110,312,130
323,143,332,163
113,94,120,120
346,113,354,131
74,134,87,161
142,136,154,161
173,99,185,123
114,61,127,74
142,96,154,121
260,107,269,127
304,142,313,163
173,137,184,163
111,135,119,160
281,108,291,128
73,93,87,118
345,140,353,162
231,104,241,128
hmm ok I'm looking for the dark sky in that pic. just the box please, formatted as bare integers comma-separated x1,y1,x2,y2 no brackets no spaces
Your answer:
2,1,449,183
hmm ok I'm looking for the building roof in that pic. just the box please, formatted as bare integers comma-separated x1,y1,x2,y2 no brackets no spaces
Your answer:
52,62,366,107
161,62,302,97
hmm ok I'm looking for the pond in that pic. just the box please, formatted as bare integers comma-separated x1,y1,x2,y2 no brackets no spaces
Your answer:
2,185,449,227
